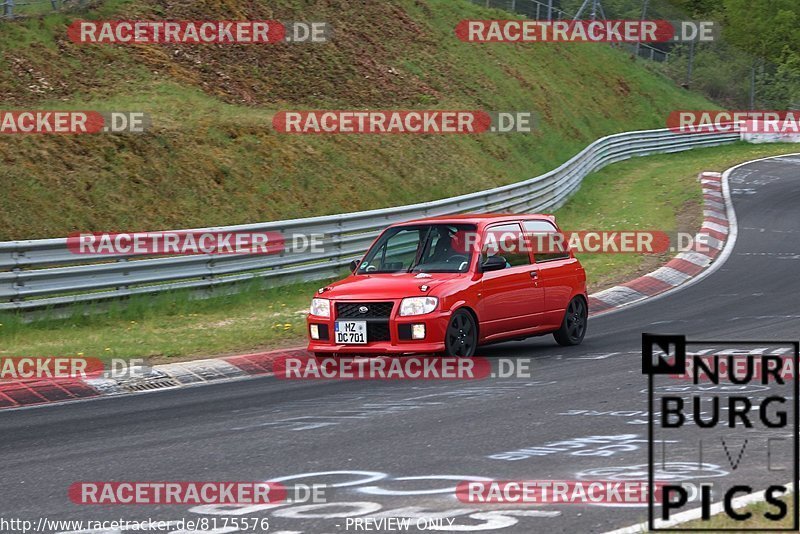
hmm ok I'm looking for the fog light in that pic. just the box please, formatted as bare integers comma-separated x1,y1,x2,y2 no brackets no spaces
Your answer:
310,324,320,340
411,324,426,340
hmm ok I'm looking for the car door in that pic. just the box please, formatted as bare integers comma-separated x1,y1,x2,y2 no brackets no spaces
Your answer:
523,219,580,328
478,222,545,339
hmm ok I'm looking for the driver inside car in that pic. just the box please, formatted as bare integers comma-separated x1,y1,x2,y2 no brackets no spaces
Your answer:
425,227,470,270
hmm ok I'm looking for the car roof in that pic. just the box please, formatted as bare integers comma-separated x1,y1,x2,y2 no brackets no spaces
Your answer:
394,213,555,226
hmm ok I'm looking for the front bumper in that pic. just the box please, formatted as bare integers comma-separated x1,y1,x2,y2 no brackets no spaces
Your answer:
307,308,451,354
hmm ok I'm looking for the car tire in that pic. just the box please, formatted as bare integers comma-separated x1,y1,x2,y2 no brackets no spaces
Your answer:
553,296,588,346
444,309,478,357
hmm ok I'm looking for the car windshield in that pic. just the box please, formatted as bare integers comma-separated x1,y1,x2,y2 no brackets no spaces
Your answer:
357,223,476,274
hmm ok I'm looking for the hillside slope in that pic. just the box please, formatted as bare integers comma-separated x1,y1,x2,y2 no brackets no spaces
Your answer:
0,0,713,240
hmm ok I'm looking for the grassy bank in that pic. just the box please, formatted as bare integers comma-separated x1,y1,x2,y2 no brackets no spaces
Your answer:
1,142,797,362
0,0,716,240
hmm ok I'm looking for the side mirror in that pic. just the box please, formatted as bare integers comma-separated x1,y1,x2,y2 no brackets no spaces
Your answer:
349,259,361,273
480,255,506,272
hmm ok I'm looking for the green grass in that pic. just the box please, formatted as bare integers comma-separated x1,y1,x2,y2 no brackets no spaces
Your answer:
2,142,797,362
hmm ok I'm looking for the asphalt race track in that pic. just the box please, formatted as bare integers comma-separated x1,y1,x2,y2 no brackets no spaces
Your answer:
2,155,800,533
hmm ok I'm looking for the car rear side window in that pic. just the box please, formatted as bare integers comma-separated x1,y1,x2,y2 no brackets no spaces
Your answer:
523,220,570,262
482,223,530,267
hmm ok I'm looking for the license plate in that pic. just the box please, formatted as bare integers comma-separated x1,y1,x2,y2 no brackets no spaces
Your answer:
335,320,367,344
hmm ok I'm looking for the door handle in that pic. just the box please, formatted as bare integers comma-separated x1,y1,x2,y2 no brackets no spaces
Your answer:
529,270,539,279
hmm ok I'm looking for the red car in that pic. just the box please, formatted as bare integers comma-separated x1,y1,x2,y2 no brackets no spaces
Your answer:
306,214,588,357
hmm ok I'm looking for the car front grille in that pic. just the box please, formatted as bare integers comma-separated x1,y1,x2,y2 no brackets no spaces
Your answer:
367,322,391,342
335,301,394,342
336,302,394,319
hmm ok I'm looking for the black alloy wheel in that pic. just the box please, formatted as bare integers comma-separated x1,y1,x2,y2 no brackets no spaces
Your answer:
553,297,588,346
445,309,478,357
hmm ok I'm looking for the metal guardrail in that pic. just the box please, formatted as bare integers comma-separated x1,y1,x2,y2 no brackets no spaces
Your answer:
0,128,738,311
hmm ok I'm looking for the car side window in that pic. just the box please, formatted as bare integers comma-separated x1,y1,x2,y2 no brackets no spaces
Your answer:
523,220,570,263
482,223,530,268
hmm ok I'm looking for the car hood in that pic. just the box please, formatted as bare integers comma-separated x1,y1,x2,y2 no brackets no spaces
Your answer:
317,272,466,300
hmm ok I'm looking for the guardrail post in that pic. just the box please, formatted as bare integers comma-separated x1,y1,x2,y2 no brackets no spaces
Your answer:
204,255,215,293
116,257,129,291
10,266,23,304
3,0,13,18
329,227,340,272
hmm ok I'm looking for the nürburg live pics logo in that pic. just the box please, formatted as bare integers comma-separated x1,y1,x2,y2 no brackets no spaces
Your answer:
642,333,799,531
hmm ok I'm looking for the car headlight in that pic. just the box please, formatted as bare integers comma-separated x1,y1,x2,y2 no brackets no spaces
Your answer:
399,296,438,316
310,298,330,317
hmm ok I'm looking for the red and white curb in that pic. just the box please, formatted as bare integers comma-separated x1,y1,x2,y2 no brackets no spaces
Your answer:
0,169,738,410
0,349,305,410
588,171,732,316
